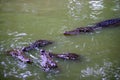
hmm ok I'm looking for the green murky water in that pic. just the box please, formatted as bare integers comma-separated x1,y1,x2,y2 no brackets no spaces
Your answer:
0,0,120,80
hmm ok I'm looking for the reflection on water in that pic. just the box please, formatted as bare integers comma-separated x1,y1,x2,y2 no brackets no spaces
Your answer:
8,32,27,37
67,0,105,20
81,62,120,80
0,31,31,51
0,0,120,80
67,0,82,20
67,0,120,20
81,61,120,80
1,60,34,79
112,0,120,11
89,0,104,11
89,0,104,19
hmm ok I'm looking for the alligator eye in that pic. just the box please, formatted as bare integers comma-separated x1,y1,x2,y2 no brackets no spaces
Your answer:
40,49,45,53
26,60,32,63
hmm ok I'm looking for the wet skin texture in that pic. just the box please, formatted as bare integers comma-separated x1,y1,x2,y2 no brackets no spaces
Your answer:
7,49,32,63
40,49,58,72
22,40,53,52
49,53,79,60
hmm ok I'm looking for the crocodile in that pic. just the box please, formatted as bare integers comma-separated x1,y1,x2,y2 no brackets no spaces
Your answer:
7,49,32,63
64,18,120,35
40,49,58,72
22,40,53,52
49,53,79,60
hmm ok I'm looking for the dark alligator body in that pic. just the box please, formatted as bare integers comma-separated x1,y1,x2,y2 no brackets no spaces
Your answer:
40,49,58,72
95,18,120,28
7,49,32,63
64,18,120,35
64,27,95,35
49,53,79,60
22,40,53,52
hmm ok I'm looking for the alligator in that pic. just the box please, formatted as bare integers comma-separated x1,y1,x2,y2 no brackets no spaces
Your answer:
95,18,120,28
40,49,58,72
64,18,120,35
64,27,95,35
22,40,53,52
7,49,32,63
49,53,79,60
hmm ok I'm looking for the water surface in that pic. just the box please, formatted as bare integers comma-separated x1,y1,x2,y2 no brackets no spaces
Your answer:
0,0,120,80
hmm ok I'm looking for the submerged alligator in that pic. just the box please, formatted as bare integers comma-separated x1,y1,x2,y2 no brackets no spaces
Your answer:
7,49,32,63
40,49,58,72
64,18,120,35
6,39,80,72
22,40,53,52
49,52,79,60
39,49,79,71
6,49,80,72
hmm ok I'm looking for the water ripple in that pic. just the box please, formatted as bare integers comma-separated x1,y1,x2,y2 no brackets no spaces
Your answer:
89,0,104,11
67,0,82,20
89,0,104,20
112,0,120,11
81,61,120,80
8,31,27,37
